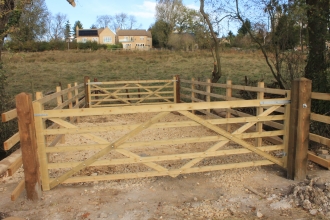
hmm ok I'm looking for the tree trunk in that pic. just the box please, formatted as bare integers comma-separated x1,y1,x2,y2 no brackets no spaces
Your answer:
200,0,222,83
305,0,329,93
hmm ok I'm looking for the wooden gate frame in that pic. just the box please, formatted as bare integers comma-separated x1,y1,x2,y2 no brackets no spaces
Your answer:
14,77,312,199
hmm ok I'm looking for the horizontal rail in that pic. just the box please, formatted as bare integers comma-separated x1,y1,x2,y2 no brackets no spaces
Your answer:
90,85,173,91
91,102,173,107
309,133,330,147
45,116,285,135
4,132,20,150
2,109,17,122
47,145,283,168
310,113,330,124
308,151,330,168
90,96,174,103
35,98,289,118
311,92,330,101
90,91,174,97
88,80,174,85
50,160,274,183
180,79,288,95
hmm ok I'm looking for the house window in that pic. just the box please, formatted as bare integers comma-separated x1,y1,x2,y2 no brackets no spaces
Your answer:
92,37,98,42
82,38,87,43
103,36,112,43
140,37,144,40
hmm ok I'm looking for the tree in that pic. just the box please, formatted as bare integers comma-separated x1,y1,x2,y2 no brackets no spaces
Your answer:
150,20,172,48
111,13,139,31
64,20,72,39
96,15,112,28
199,0,223,83
0,0,74,60
9,0,49,43
72,20,83,37
46,12,68,41
305,0,329,93
237,19,251,36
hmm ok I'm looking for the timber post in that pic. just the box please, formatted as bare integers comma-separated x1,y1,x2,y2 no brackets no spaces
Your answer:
226,80,232,132
15,93,42,200
206,79,211,113
84,76,90,108
94,78,99,100
174,75,180,103
191,78,195,114
287,78,312,181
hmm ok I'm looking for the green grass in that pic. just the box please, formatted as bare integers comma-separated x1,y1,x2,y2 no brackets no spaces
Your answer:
2,49,272,103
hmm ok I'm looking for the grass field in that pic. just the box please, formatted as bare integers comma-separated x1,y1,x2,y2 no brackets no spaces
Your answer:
2,49,272,103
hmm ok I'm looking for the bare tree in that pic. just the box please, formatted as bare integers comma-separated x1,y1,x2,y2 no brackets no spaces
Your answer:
112,13,139,30
96,15,112,28
46,13,68,41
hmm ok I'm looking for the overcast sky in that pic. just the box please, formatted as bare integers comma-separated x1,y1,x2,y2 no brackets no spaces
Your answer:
45,0,200,31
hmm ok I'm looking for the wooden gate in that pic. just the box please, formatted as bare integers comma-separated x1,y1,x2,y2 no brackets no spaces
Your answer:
85,77,178,108
32,97,290,191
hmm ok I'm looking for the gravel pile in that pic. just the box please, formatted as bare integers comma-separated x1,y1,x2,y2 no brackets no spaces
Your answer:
289,176,330,217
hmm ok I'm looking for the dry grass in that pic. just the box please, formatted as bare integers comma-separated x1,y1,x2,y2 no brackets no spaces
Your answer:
2,49,271,101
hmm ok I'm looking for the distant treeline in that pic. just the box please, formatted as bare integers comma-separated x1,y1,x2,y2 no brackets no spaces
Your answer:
4,41,123,52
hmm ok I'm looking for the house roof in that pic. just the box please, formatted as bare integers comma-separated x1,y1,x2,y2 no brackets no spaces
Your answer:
116,29,152,37
78,29,98,37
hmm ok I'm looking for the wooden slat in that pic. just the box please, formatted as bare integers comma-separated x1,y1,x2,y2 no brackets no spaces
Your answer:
4,132,20,150
53,91,85,110
38,98,290,118
2,109,17,122
8,156,22,176
309,133,330,147
44,115,285,135
90,96,174,103
90,85,173,91
0,149,21,176
45,131,284,153
90,91,173,97
53,160,274,184
308,151,330,169
11,180,25,201
135,83,172,103
311,92,330,101
181,87,228,100
48,134,65,147
48,145,284,169
90,80,173,85
310,113,330,124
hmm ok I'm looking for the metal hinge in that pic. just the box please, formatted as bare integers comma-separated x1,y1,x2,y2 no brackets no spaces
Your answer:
34,113,48,117
260,100,290,105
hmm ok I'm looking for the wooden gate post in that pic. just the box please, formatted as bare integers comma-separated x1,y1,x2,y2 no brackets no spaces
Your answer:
287,78,312,181
84,76,90,108
174,75,180,103
15,93,42,200
191,78,196,114
226,80,232,132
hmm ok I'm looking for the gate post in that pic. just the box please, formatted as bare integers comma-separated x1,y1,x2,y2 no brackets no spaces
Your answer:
287,78,312,181
84,76,90,108
16,93,42,200
174,75,180,103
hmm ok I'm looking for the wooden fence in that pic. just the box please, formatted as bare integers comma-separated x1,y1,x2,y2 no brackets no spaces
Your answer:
1,82,85,200
180,78,330,170
1,76,329,201
84,76,179,107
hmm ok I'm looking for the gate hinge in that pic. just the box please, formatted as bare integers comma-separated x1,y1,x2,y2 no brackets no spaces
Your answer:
34,113,48,117
260,100,290,105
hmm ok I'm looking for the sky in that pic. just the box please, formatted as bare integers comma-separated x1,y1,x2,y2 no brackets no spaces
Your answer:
45,0,200,31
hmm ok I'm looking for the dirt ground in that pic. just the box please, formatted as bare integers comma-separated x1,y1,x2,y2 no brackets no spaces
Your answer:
1,113,330,220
